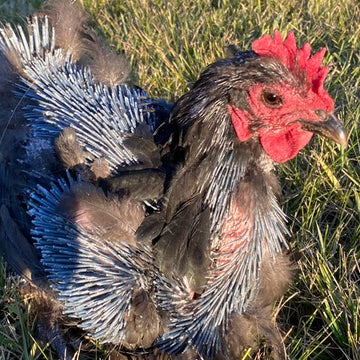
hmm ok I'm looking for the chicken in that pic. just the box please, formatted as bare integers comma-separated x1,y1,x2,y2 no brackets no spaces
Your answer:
0,1,347,359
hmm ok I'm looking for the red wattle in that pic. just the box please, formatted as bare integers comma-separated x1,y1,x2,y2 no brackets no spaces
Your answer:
259,126,313,163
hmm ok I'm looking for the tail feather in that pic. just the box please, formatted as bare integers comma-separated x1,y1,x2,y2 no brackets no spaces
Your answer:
0,8,179,355
156,313,223,358
29,175,166,345
0,15,161,173
0,13,169,286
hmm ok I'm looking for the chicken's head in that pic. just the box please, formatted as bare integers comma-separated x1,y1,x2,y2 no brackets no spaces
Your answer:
227,31,347,162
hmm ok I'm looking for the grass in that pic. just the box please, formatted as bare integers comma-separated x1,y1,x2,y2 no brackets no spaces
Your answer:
0,0,359,358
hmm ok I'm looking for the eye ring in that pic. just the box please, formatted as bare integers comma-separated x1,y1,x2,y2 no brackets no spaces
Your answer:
262,91,283,107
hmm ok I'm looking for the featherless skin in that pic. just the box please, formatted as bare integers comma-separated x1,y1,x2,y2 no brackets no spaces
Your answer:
0,1,347,359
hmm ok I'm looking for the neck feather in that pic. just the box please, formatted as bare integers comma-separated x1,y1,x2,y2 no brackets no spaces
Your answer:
165,103,289,355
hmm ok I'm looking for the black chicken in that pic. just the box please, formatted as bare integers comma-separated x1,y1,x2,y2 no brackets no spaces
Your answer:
0,1,347,359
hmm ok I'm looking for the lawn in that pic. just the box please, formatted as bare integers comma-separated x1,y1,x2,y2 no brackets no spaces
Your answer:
0,0,359,359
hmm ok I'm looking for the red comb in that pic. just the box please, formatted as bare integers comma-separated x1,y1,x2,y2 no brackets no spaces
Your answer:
252,30,329,95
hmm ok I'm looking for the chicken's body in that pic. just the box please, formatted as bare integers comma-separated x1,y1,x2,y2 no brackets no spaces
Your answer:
0,2,347,360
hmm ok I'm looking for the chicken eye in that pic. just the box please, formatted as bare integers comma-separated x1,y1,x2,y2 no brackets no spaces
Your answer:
262,91,283,107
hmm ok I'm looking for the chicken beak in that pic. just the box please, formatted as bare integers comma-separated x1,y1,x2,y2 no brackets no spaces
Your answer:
300,113,348,148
